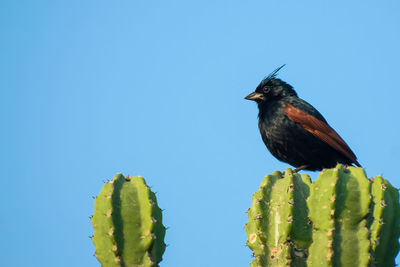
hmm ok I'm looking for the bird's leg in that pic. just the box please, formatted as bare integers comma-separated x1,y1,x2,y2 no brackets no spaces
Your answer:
293,165,308,173
342,164,350,173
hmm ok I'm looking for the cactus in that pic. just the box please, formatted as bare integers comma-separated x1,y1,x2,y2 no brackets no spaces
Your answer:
246,165,400,267
91,174,166,267
245,169,312,266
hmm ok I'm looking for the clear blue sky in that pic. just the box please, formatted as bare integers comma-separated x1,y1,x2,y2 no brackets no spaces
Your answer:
1,1,399,266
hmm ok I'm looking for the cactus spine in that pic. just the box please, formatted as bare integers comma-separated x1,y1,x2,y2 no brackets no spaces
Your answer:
246,165,400,267
92,174,166,267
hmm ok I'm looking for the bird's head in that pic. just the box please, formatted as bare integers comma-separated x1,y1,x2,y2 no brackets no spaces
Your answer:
245,65,297,104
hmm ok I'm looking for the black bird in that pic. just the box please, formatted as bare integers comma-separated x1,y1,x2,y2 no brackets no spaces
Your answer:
245,65,361,171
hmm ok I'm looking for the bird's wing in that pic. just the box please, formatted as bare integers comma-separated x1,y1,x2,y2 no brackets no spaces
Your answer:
284,102,360,167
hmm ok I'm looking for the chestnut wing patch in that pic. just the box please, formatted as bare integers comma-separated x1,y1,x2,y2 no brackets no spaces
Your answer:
284,102,360,166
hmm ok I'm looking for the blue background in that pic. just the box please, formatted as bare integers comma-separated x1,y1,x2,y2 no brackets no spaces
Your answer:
1,1,399,266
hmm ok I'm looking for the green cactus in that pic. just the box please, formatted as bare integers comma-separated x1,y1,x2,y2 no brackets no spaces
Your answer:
246,165,400,267
91,174,166,267
245,169,312,267
369,176,400,266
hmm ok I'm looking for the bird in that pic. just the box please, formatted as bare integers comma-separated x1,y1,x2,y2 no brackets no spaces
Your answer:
245,65,361,172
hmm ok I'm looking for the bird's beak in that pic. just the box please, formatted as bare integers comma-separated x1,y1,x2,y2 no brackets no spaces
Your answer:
245,92,264,101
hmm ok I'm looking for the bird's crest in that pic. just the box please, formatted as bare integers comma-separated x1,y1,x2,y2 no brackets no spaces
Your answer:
263,64,286,82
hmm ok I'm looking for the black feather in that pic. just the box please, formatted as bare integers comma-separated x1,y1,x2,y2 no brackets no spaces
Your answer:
245,66,360,171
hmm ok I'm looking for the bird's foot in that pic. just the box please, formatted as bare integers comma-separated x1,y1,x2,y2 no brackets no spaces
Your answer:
293,165,308,173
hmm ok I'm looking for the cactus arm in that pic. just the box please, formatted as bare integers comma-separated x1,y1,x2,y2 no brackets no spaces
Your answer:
332,166,370,267
245,171,281,266
370,176,400,266
307,166,371,267
291,173,312,249
246,169,311,266
92,176,122,267
307,168,339,266
148,190,166,263
92,174,166,267
117,176,155,265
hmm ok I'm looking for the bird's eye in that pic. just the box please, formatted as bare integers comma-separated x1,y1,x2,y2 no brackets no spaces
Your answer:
263,87,270,94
